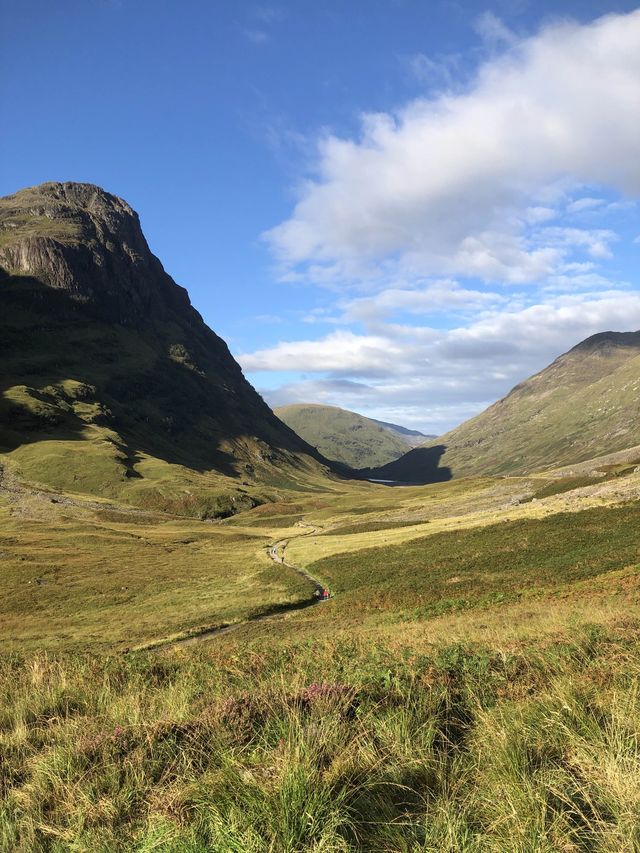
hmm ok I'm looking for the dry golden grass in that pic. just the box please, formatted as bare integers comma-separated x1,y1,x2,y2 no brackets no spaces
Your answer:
281,465,640,568
2,451,640,849
0,492,310,651
2,451,640,652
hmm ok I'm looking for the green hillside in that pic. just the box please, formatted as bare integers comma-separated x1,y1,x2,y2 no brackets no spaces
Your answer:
275,403,414,468
367,331,640,482
0,183,334,513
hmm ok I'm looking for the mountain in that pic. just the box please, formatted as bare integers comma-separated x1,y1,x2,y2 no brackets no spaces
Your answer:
274,403,419,468
0,182,334,514
368,418,434,448
366,331,640,482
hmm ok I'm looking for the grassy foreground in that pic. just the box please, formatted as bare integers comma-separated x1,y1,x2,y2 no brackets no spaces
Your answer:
3,626,640,851
2,462,640,849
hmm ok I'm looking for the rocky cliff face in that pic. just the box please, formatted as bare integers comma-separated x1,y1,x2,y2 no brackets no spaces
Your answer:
0,182,332,500
0,182,192,324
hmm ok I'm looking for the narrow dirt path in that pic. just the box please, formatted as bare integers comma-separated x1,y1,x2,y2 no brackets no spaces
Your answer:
267,522,327,597
135,520,329,652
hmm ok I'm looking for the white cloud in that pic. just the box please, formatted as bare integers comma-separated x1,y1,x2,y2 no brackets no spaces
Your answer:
340,281,503,324
249,10,640,434
242,330,417,378
524,206,557,224
473,11,518,47
264,10,640,286
566,197,606,213
536,226,618,259
242,291,640,433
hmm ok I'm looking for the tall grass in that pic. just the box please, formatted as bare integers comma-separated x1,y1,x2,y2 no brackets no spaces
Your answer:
2,626,640,850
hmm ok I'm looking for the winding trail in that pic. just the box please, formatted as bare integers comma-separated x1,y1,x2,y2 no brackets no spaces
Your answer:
136,520,329,652
267,522,327,598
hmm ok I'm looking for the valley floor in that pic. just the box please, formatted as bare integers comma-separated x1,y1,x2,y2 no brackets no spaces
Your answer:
2,449,640,849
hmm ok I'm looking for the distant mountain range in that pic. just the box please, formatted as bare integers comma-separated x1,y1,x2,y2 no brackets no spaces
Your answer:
275,404,432,469
369,418,434,446
0,182,334,514
366,330,640,483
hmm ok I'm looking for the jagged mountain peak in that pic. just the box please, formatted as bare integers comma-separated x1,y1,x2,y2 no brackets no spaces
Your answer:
4,180,133,211
0,181,143,249
0,182,334,503
0,181,188,325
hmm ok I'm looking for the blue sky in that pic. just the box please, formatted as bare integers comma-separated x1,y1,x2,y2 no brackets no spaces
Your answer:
2,0,639,432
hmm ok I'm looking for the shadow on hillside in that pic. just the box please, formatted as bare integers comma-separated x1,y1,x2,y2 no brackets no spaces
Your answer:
354,444,452,485
0,270,318,480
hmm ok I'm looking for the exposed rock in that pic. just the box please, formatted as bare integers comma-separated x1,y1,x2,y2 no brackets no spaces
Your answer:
0,182,190,325
0,182,334,490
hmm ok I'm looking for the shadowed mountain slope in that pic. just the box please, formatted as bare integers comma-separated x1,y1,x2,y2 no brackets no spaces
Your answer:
366,331,640,482
0,182,335,510
274,403,418,468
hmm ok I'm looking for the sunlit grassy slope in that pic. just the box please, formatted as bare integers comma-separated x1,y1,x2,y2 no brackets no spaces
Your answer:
275,403,414,468
369,330,640,482
438,330,640,475
0,491,312,651
3,449,640,651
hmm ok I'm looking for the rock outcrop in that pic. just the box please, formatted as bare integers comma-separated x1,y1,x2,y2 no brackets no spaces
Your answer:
0,182,333,495
0,182,191,324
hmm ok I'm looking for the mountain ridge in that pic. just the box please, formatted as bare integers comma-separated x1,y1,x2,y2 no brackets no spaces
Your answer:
0,182,336,511
368,417,434,445
366,330,640,482
274,403,421,468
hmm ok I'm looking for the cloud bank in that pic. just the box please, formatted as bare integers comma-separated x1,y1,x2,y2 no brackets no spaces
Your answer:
265,10,640,285
242,10,640,432
243,291,640,432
